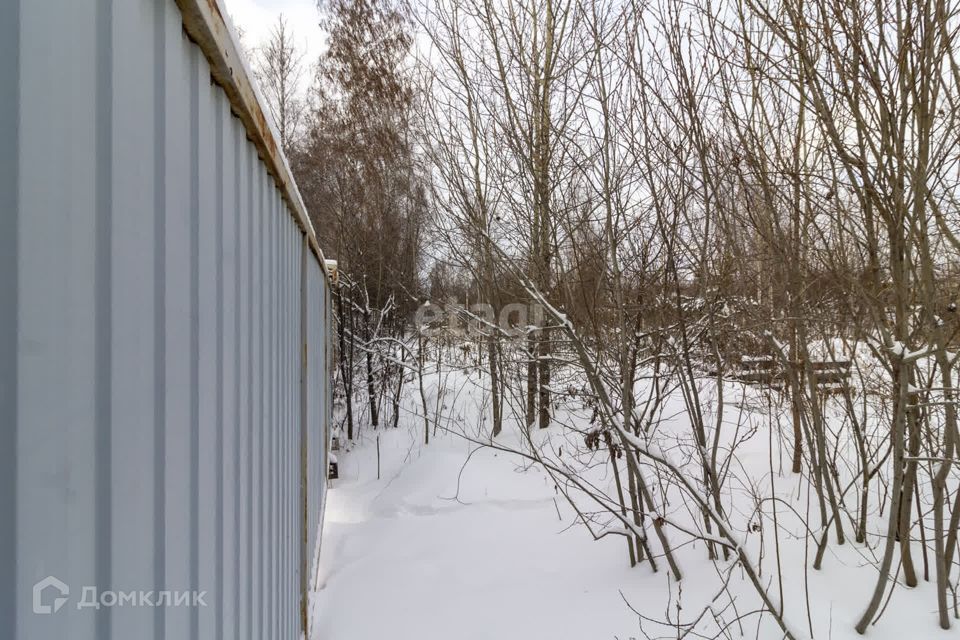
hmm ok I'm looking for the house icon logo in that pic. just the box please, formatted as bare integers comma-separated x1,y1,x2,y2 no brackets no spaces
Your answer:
33,576,69,614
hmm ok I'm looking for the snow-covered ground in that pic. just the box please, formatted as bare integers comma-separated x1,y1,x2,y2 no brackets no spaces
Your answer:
310,424,661,640
310,365,959,639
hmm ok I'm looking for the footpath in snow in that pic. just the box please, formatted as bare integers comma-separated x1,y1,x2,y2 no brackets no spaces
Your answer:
309,424,655,640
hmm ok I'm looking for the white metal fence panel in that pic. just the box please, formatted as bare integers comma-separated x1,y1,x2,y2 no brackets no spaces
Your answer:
1,1,334,638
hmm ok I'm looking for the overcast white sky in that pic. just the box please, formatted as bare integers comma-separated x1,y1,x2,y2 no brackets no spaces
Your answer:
222,0,326,90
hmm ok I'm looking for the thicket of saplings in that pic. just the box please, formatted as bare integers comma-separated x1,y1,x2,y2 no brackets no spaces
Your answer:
303,0,960,634
332,246,960,638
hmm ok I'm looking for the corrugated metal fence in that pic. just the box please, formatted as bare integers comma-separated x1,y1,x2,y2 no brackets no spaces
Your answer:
0,1,334,638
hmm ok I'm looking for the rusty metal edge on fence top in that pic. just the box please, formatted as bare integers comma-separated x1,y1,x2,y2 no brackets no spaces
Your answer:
174,0,330,274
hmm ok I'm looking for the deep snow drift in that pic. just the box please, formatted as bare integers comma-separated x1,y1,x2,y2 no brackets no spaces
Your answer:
310,366,959,640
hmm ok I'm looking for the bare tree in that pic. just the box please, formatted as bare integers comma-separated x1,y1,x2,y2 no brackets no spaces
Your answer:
293,0,427,438
254,14,305,154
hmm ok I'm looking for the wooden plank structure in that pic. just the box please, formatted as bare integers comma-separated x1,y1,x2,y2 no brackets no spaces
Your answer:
734,356,851,390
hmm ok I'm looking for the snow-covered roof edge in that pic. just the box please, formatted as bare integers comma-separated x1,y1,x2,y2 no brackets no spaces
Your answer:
174,0,330,275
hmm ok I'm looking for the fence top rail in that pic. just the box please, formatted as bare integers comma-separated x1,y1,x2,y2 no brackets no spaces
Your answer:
174,0,328,272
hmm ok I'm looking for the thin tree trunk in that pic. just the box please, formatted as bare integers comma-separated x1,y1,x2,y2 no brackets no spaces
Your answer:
336,284,355,441
608,441,636,567
538,331,551,429
526,336,537,429
363,300,379,429
489,333,502,437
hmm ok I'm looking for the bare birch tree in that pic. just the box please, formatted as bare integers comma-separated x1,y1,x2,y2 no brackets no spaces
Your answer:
254,14,305,153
